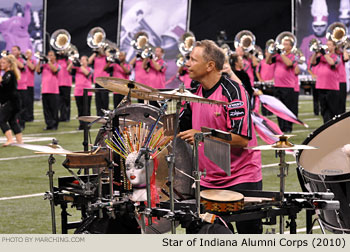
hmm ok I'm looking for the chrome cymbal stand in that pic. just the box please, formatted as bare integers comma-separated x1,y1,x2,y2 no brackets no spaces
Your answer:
276,149,288,234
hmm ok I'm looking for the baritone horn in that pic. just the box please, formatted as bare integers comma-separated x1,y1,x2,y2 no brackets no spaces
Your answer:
234,30,256,52
50,29,79,64
275,31,297,52
326,22,348,45
130,31,154,59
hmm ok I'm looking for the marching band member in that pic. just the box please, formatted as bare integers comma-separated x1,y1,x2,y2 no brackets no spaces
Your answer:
11,45,27,130
24,49,36,122
146,47,167,89
0,55,23,146
266,37,296,133
88,48,109,116
178,40,262,234
310,40,340,123
256,49,275,83
104,51,131,108
67,56,93,130
36,50,60,130
57,53,72,122
235,46,259,86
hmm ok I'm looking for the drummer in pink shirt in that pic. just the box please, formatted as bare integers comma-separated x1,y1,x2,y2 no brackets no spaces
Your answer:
88,48,109,116
11,46,27,130
178,40,262,234
266,38,297,133
310,40,340,123
36,50,60,130
24,49,36,122
104,51,131,108
57,55,72,122
67,56,93,130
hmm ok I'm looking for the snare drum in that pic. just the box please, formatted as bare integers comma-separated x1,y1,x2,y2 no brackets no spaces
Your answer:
297,112,350,233
200,190,244,213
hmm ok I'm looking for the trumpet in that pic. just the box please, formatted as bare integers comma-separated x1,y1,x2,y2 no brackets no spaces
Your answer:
234,30,256,52
309,38,327,53
50,29,79,64
130,31,154,59
326,22,348,46
34,52,48,63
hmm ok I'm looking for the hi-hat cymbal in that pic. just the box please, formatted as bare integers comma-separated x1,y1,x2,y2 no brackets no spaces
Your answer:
77,116,138,126
12,143,73,155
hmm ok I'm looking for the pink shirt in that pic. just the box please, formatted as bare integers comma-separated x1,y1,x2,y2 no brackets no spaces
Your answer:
272,53,296,88
73,66,93,96
178,67,192,88
148,58,166,89
17,57,27,90
190,76,262,188
41,63,59,94
93,55,109,83
337,55,346,83
25,59,36,87
243,58,254,86
57,59,72,87
257,59,274,81
111,62,130,94
315,53,340,90
134,59,149,86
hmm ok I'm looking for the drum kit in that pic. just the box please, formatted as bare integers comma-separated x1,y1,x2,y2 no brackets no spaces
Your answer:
13,77,347,234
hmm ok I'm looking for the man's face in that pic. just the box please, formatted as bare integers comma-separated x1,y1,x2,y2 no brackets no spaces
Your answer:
119,52,126,62
48,51,56,62
80,56,88,65
312,23,327,37
11,47,20,57
155,48,163,58
282,40,292,52
185,46,208,81
25,50,32,59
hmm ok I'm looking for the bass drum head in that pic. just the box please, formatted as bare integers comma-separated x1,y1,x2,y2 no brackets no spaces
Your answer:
297,111,350,233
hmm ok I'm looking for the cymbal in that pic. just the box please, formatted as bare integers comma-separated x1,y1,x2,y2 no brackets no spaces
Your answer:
158,89,229,105
248,144,317,151
77,116,138,126
12,143,73,155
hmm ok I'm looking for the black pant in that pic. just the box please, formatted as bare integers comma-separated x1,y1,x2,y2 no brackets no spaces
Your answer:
113,94,124,108
42,93,59,129
18,89,28,129
26,86,34,122
318,89,340,124
0,101,21,135
312,85,320,115
291,91,299,117
75,95,92,129
274,87,295,132
59,86,71,121
339,82,347,115
95,84,109,116
201,181,263,234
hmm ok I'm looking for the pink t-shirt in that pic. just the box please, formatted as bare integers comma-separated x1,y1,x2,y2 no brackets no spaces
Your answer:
257,59,274,81
41,63,59,94
178,67,192,88
315,53,340,90
57,59,72,87
73,66,93,96
337,55,346,83
272,53,296,88
111,62,130,94
243,57,254,86
190,76,262,188
17,57,27,90
93,55,109,83
25,59,36,87
134,59,149,86
148,58,166,89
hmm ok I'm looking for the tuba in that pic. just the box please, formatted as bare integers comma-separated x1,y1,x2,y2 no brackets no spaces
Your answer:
50,29,79,64
130,31,154,59
234,30,256,52
326,22,348,45
275,31,297,52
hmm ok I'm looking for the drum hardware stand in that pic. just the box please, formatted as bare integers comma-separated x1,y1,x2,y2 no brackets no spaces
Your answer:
135,101,168,230
276,149,288,234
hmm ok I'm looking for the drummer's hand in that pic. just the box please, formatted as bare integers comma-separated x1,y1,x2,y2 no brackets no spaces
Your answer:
177,129,201,145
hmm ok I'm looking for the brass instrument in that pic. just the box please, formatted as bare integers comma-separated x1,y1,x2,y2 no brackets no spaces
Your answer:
130,31,154,59
234,30,256,52
326,22,348,45
87,27,120,62
309,38,327,53
220,43,233,58
1,50,9,57
50,29,79,63
34,52,48,63
293,48,306,64
176,32,195,66
266,39,276,54
275,31,297,52
175,53,185,67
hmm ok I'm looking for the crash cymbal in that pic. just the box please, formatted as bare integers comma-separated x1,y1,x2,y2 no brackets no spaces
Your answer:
158,89,229,105
12,143,73,155
77,116,138,126
248,144,317,151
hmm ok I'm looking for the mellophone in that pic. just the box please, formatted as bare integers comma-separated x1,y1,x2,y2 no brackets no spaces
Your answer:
15,77,344,234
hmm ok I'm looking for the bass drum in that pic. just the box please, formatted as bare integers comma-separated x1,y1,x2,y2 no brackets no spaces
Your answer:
296,112,350,233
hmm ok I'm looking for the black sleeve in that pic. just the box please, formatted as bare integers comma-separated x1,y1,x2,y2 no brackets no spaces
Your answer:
179,102,192,131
